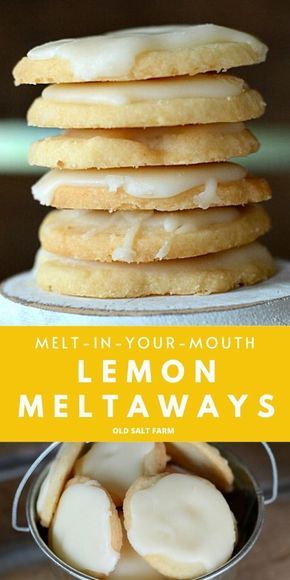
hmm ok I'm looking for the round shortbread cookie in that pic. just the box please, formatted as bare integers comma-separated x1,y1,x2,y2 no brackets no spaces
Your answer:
36,442,85,528
13,24,267,84
49,476,122,577
123,473,236,579
29,123,259,170
39,205,271,263
27,75,265,129
35,242,275,298
32,163,271,211
166,443,234,493
74,442,168,506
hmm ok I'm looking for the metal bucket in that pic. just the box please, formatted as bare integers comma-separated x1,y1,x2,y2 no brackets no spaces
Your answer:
12,442,278,580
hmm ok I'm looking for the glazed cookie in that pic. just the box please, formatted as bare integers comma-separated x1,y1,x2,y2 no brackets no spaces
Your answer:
29,123,259,170
39,205,271,263
49,476,122,577
27,75,265,129
123,473,236,579
35,242,275,298
36,442,85,528
32,163,271,211
166,443,234,493
13,24,267,84
74,442,168,506
110,517,165,580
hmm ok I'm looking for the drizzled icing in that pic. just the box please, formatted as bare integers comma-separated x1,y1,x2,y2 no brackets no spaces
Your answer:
32,162,246,206
27,24,267,80
44,206,240,262
195,177,218,209
112,220,143,262
42,74,245,106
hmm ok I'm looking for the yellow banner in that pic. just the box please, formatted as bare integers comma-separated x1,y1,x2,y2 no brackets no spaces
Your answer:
1,326,289,441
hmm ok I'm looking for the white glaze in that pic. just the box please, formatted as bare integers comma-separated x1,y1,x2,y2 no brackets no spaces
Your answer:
50,479,119,575
42,75,245,106
194,177,218,209
45,206,240,262
112,219,144,262
127,473,236,573
32,163,246,206
27,24,267,80
111,520,163,579
75,443,155,501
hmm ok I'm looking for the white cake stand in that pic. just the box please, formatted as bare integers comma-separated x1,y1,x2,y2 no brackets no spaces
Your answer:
1,259,290,326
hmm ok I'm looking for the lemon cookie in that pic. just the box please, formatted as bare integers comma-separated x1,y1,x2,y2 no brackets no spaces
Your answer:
36,442,84,528
32,163,271,211
123,473,236,579
29,123,259,170
110,517,164,579
166,443,234,492
49,476,122,577
74,442,168,506
39,205,270,263
13,24,267,84
27,75,265,129
35,242,275,298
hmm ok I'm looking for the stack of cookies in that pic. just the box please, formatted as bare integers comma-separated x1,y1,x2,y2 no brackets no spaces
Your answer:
36,441,236,579
13,24,275,299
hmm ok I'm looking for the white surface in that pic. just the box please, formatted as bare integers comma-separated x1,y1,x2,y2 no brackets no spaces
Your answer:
0,259,290,326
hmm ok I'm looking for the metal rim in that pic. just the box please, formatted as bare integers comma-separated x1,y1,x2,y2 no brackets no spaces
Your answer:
26,455,265,580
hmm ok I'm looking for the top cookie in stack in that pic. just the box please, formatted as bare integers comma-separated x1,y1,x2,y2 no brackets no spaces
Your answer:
13,24,275,299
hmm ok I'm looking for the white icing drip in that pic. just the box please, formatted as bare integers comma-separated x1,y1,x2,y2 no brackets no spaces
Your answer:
75,443,155,501
45,206,240,263
42,75,245,106
32,163,246,206
27,24,267,80
154,216,194,259
155,240,172,260
112,212,156,262
112,223,139,262
128,473,236,573
194,177,218,209
50,479,119,575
